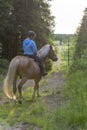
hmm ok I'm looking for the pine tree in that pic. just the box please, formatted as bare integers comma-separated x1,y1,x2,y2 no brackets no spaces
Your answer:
74,8,87,59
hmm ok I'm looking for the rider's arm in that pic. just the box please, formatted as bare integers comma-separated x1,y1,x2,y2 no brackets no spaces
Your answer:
31,40,37,55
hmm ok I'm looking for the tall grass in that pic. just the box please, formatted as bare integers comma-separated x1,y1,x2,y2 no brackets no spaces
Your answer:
45,45,87,130
65,70,87,129
0,87,51,129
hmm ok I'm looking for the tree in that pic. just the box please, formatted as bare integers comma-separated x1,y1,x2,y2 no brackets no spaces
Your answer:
0,0,54,61
12,0,55,47
74,8,87,59
0,0,13,60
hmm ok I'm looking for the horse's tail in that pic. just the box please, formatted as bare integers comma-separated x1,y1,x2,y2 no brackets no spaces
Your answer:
3,58,19,99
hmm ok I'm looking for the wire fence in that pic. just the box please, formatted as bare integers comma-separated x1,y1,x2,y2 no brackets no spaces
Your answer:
60,44,75,66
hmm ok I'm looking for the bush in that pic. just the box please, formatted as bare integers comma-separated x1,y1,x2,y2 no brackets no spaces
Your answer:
0,59,9,75
69,58,87,73
45,59,52,72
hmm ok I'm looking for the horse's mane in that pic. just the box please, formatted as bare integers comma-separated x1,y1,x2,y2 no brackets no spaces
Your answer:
37,44,51,58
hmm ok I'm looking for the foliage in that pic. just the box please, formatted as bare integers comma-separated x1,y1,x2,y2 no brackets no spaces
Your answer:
53,34,75,45
74,8,87,59
0,59,9,75
59,43,76,74
0,0,55,61
0,0,18,61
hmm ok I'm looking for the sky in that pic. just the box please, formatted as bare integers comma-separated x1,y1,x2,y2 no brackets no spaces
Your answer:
50,0,87,34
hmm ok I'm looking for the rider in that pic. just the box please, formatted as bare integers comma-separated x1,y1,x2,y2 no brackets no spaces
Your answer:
22,30,47,76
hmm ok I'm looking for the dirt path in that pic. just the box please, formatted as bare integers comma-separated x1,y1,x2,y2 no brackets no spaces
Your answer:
41,71,66,110
42,45,66,110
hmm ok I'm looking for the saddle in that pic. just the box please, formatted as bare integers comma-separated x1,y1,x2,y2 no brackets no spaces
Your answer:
24,55,47,76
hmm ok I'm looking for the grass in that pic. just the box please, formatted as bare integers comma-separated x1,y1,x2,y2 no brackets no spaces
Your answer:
53,44,87,130
0,89,48,127
40,79,47,86
65,71,87,129
45,44,87,130
0,86,55,129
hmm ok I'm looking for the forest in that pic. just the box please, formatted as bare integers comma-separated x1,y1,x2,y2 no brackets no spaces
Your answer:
0,0,54,61
0,0,87,130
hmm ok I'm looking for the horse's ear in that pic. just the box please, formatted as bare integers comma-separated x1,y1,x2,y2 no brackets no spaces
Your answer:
50,45,55,51
50,45,52,49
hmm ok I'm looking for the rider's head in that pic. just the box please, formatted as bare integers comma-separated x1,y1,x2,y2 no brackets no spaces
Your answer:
26,30,36,39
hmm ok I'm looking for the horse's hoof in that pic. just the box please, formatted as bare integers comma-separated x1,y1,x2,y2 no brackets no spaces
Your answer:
18,100,22,104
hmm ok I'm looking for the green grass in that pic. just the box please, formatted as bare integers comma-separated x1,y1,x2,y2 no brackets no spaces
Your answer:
40,79,47,86
43,71,87,130
0,87,53,129
45,44,87,130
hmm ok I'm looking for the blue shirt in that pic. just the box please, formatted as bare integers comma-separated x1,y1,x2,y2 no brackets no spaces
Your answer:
22,38,37,55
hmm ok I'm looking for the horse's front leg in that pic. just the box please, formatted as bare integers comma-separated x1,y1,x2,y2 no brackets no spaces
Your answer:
32,84,37,101
18,77,27,104
37,83,41,97
32,79,40,101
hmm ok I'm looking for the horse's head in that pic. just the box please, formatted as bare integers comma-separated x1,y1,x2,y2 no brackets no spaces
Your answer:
48,45,58,61
38,44,58,61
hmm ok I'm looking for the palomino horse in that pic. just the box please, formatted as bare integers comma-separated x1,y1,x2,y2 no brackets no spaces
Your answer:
3,44,58,103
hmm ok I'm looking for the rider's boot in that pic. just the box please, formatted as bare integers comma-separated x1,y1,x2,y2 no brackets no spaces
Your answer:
41,68,47,76
39,64,47,76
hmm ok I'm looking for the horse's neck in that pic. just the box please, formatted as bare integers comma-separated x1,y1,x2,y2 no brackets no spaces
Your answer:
37,45,50,60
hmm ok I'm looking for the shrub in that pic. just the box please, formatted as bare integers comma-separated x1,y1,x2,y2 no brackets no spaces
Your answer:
0,59,9,75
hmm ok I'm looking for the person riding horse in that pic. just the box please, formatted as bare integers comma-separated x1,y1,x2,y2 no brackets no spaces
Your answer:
22,30,47,76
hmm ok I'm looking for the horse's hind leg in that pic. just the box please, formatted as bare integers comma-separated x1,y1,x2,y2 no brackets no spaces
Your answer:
18,77,27,103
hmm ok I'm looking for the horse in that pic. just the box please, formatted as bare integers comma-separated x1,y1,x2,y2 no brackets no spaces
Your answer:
3,44,58,103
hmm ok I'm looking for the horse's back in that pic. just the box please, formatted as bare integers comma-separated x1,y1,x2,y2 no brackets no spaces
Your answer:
11,55,40,78
13,55,32,62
